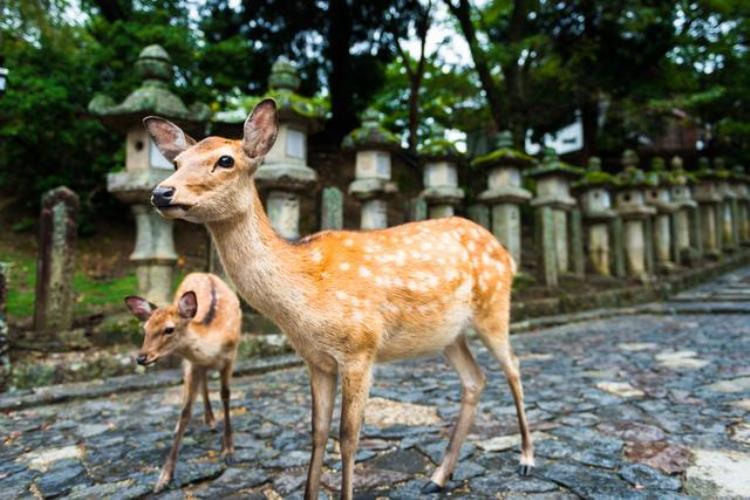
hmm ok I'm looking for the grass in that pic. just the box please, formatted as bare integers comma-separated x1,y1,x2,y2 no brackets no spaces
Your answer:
3,244,190,321
4,247,142,319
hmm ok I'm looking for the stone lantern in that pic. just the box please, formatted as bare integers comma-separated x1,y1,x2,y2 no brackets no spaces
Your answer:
89,45,210,304
527,148,584,282
613,151,657,281
644,157,680,273
472,131,533,266
419,126,465,219
669,156,701,262
250,57,325,239
732,166,750,244
713,158,738,251
693,157,723,259
343,109,400,229
573,157,618,276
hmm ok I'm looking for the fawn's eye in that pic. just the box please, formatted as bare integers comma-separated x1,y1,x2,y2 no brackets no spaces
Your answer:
164,326,175,335
216,155,234,168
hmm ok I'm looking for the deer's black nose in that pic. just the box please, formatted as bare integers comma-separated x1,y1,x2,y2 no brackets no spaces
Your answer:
136,354,148,366
151,186,175,208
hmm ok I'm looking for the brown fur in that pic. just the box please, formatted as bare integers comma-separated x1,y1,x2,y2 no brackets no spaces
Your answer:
125,272,241,493
144,100,534,499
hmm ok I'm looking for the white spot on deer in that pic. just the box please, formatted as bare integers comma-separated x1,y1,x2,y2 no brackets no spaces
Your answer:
353,311,364,321
344,238,354,247
482,252,492,264
470,228,481,238
395,250,406,266
335,291,347,300
359,266,371,278
340,262,351,271
496,262,506,274
407,280,418,291
310,248,323,263
421,241,433,251
467,241,477,252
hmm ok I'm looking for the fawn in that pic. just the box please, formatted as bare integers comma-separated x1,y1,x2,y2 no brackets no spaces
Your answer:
144,100,534,498
125,272,241,493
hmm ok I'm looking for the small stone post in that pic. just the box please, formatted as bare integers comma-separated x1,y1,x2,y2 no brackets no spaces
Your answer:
528,148,583,282
669,156,700,263
574,157,617,276
467,204,490,230
714,158,738,252
419,127,465,219
409,197,428,222
732,166,750,245
343,109,400,229
473,131,533,268
254,57,325,239
90,45,211,304
613,151,656,281
321,187,344,230
644,157,679,273
0,262,10,391
34,186,79,335
694,157,723,259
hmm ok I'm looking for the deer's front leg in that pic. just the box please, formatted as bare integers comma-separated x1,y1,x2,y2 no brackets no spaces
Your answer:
156,366,200,493
304,364,336,500
339,356,374,500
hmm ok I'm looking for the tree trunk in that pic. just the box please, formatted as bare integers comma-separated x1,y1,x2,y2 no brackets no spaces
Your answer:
326,0,357,144
581,96,599,162
446,0,507,131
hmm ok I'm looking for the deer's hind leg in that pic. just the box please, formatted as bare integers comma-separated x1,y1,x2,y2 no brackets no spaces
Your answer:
423,334,486,494
474,292,535,475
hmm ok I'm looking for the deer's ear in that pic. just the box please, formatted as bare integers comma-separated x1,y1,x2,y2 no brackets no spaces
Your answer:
178,291,198,319
143,116,196,162
242,99,279,159
125,296,156,321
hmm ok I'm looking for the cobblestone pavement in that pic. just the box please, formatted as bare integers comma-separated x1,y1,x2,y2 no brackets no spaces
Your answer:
2,269,750,499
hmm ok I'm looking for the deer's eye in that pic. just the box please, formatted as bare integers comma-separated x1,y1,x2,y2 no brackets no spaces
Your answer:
216,155,234,168
164,326,175,335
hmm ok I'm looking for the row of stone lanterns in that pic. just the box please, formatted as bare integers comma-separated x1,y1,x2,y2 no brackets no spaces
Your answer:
94,45,750,302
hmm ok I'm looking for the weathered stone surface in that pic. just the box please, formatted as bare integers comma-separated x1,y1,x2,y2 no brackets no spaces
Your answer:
320,186,343,230
364,397,441,427
624,441,692,475
34,186,79,336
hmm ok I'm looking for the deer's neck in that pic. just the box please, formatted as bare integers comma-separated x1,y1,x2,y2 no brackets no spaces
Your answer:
205,193,311,331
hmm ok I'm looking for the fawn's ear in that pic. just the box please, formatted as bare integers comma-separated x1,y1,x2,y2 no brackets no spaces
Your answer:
242,98,279,159
125,296,156,321
177,291,198,319
143,116,196,162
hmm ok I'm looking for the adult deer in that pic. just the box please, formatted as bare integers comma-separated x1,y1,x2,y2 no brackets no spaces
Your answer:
144,99,534,498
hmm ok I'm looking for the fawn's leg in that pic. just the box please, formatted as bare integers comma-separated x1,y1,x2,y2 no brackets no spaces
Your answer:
304,364,337,500
339,355,373,500
155,365,200,492
423,334,486,493
202,371,216,429
220,363,234,460
476,294,535,475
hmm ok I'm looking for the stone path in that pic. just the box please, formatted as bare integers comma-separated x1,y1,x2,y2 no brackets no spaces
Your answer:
2,269,750,499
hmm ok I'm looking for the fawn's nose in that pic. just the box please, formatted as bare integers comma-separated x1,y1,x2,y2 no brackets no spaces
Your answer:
136,354,148,366
151,186,175,208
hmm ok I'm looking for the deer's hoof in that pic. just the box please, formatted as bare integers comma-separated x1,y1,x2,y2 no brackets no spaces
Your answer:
518,464,534,476
421,480,444,494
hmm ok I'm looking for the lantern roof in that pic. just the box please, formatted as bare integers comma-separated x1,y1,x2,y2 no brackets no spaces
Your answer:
342,109,401,151
573,156,618,189
526,147,584,179
88,45,210,132
419,124,463,161
471,131,535,169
